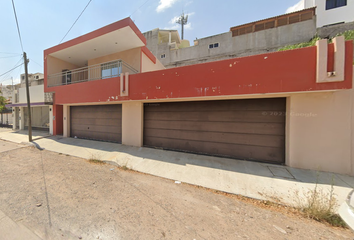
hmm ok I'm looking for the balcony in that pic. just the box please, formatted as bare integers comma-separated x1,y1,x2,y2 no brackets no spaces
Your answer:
47,59,139,87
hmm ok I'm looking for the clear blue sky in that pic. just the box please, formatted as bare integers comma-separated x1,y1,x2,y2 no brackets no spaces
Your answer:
0,0,301,85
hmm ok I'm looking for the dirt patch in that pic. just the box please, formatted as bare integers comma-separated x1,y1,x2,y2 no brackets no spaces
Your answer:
0,146,353,240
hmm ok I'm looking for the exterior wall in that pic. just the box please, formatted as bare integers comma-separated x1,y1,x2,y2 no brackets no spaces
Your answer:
19,85,44,103
47,41,353,105
23,106,50,129
47,55,79,76
19,107,24,130
122,102,143,147
141,52,165,73
305,0,354,27
318,21,354,38
288,80,354,175
146,19,316,68
63,105,70,137
49,105,53,135
88,48,141,74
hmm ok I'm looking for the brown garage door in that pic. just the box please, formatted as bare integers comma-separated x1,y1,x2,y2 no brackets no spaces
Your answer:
71,105,122,143
144,98,286,164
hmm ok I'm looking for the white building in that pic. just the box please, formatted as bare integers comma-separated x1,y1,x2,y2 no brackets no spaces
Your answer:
7,73,52,134
304,0,354,27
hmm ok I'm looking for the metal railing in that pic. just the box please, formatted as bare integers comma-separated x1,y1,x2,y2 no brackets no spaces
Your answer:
47,59,139,87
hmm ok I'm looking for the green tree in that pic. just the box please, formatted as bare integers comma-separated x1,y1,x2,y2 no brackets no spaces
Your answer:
0,89,7,112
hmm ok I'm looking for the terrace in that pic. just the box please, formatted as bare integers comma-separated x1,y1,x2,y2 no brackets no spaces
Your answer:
47,59,138,87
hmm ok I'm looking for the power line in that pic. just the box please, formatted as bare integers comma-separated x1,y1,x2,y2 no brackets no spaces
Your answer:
0,62,24,79
0,54,22,59
59,0,93,44
11,0,24,52
129,0,152,18
29,58,43,68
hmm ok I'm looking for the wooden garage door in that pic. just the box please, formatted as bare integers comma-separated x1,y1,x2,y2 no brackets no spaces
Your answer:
71,105,122,143
144,98,286,164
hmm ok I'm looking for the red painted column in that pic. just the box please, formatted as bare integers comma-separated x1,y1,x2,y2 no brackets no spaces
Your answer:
52,104,63,135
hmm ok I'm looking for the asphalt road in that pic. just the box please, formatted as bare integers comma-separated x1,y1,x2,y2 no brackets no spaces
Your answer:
0,142,353,240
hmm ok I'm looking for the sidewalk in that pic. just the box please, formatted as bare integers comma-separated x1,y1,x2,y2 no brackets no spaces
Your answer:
0,209,42,240
1,128,353,210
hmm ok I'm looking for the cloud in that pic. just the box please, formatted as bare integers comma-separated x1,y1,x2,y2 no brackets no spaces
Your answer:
165,12,194,30
169,12,194,24
156,0,179,13
285,0,304,13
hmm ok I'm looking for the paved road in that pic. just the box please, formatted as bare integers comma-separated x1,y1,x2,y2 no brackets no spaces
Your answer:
0,145,353,239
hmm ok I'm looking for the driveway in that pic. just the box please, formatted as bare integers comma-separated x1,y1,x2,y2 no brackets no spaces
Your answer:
0,143,353,239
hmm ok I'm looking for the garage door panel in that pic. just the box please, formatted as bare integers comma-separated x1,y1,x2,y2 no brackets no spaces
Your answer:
144,136,284,164
145,99,285,112
145,111,285,123
71,105,122,143
144,98,286,164
71,130,121,142
71,118,121,127
144,120,285,136
71,111,121,119
71,124,121,133
144,128,284,148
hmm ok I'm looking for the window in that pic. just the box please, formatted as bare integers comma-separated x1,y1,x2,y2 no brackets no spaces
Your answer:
326,0,347,10
101,61,121,79
160,54,166,59
208,43,219,49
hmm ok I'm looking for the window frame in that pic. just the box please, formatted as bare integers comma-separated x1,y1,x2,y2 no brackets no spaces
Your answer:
326,0,347,10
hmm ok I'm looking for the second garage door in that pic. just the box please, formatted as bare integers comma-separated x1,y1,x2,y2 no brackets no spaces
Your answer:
71,105,122,143
144,98,286,164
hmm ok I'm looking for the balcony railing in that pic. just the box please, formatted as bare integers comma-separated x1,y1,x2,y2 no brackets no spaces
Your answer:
47,59,139,87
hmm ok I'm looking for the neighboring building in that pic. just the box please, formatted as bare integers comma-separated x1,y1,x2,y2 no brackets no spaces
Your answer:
144,5,354,69
44,17,354,176
6,73,52,133
0,84,15,126
20,73,44,87
304,0,354,27
144,8,318,68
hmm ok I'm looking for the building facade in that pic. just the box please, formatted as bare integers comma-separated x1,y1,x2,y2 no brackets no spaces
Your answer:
7,73,52,133
304,0,354,27
44,17,354,176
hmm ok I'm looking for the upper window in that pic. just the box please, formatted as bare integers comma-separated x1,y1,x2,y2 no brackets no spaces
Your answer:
326,0,347,10
208,43,219,49
160,54,166,59
101,61,121,79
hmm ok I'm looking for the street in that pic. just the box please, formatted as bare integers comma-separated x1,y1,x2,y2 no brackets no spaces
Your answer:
0,140,353,240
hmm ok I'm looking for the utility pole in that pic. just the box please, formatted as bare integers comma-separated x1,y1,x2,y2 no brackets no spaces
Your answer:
23,52,32,142
176,12,188,40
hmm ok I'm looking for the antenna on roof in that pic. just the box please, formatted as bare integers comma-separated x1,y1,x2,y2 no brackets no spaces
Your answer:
176,12,188,40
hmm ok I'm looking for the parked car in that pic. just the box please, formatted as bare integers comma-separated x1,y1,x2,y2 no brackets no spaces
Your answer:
339,190,354,230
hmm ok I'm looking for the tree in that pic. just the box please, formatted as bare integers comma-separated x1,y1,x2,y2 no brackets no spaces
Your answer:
0,89,7,112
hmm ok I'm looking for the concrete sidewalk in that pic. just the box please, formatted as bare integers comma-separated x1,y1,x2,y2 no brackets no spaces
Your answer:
0,210,42,240
1,128,353,210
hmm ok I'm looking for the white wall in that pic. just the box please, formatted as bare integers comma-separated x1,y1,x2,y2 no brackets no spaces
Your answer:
19,85,44,103
305,0,354,27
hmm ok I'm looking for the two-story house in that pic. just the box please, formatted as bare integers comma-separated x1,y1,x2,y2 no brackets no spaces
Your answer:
44,17,354,177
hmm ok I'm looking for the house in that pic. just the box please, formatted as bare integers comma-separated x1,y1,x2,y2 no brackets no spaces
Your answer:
45,17,354,176
144,4,354,69
304,0,354,27
7,73,52,133
144,8,318,68
0,84,14,126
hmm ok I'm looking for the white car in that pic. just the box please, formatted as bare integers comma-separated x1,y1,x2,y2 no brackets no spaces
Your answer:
339,190,354,230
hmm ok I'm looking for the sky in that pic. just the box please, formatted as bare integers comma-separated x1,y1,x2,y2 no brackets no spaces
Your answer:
0,0,303,85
